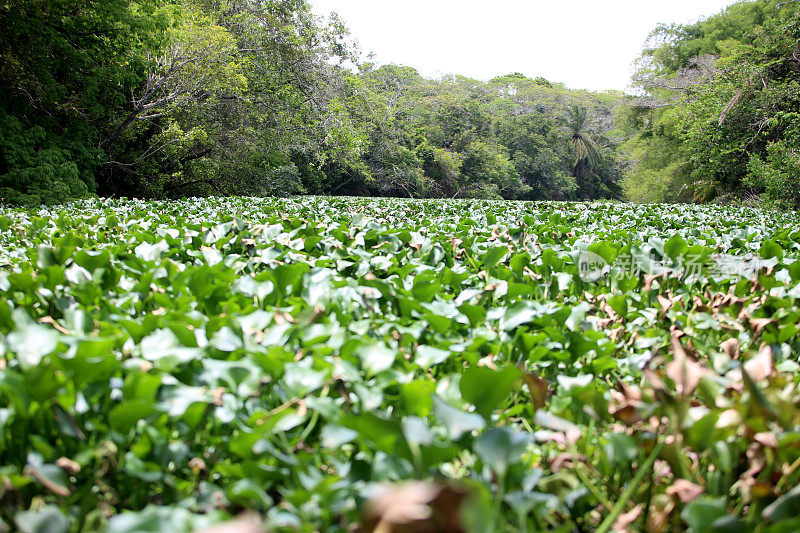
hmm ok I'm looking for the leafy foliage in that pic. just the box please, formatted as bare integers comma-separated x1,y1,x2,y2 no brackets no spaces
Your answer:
317,67,625,201
2,197,800,531
0,0,168,204
622,0,800,207
0,1,625,204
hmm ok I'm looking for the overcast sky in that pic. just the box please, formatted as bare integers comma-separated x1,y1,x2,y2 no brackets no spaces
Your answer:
310,0,740,93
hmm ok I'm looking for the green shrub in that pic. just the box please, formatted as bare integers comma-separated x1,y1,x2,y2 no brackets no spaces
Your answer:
0,114,95,205
746,140,800,209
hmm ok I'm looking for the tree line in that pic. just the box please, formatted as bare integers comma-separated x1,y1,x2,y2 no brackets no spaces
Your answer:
621,0,800,208
1,0,798,207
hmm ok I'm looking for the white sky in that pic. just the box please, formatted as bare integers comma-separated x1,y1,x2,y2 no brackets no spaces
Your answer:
310,0,741,93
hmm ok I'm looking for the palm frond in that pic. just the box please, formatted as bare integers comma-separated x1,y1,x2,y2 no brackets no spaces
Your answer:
566,105,587,134
570,133,602,167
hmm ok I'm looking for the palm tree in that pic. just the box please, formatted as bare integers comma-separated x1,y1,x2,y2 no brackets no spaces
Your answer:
566,105,602,198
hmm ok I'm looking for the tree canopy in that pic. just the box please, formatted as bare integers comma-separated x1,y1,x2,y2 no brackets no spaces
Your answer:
2,0,797,208
621,0,800,208
0,0,627,204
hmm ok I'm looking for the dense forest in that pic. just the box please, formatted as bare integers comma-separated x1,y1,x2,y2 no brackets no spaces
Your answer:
4,3,800,531
0,0,798,207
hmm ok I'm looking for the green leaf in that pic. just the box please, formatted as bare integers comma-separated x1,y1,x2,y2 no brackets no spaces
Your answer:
458,303,487,327
763,485,800,523
140,329,200,368
356,341,396,375
433,396,485,439
209,326,243,352
320,425,358,449
474,428,532,476
556,374,592,392
588,242,617,264
509,253,530,274
415,345,450,369
665,235,688,260
134,240,169,262
402,416,434,446
502,302,540,331
6,310,58,369
460,364,521,419
400,381,435,416
681,497,727,533
566,302,591,332
607,294,628,318
541,249,564,271
227,479,274,508
343,412,402,455
14,506,69,533
709,516,747,533
109,400,159,433
760,241,783,260
482,246,508,269
281,358,326,396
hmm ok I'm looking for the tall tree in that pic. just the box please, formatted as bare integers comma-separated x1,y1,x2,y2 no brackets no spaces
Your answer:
0,0,169,204
621,0,797,206
566,105,602,198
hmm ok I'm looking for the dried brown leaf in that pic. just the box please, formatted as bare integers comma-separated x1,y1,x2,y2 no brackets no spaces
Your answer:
754,432,778,449
643,274,661,292
666,355,706,396
363,482,468,533
24,466,71,497
647,494,675,531
612,504,642,533
666,331,709,396
657,295,673,317
666,479,704,503
549,453,586,473
716,409,742,428
743,344,773,381
523,374,551,411
189,457,207,473
38,316,71,335
56,457,81,475
719,338,740,360
745,443,767,477
477,354,498,370
643,368,668,392
749,318,773,336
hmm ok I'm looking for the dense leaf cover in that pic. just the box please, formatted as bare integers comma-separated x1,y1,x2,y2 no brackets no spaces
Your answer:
622,0,800,207
0,1,623,205
2,197,800,531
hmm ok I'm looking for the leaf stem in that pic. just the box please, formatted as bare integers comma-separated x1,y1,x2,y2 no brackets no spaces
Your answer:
596,441,664,533
494,471,507,530
776,455,800,493
574,464,613,512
